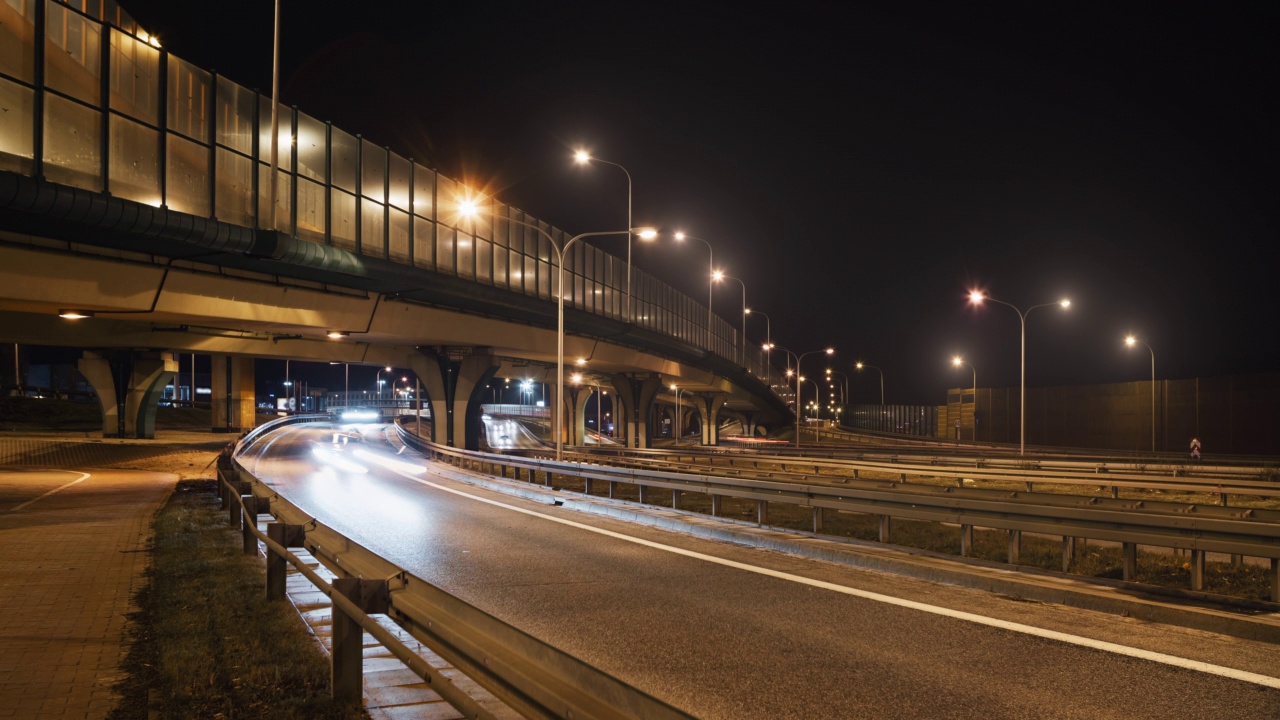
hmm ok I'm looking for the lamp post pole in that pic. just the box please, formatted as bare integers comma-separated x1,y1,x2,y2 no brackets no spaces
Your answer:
460,201,655,459
775,346,835,447
952,356,976,441
748,309,773,385
1125,336,1157,453
675,233,715,351
969,292,1071,456
670,384,684,444
855,362,885,405
715,273,749,366
574,152,636,321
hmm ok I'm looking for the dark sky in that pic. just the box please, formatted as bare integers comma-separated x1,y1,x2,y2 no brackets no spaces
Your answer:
123,0,1278,404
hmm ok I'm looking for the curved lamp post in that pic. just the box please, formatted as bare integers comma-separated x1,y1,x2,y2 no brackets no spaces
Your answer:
952,356,976,441
968,291,1071,456
674,232,715,351
774,346,835,447
1125,335,1156,452
462,197,655,460
713,271,748,366
573,151,637,321
854,362,885,405
669,384,685,444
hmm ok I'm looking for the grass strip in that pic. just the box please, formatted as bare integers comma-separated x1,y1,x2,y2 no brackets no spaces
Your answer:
108,479,368,720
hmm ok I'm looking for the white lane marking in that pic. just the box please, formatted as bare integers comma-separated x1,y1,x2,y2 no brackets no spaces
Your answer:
5,471,92,513
380,461,1280,690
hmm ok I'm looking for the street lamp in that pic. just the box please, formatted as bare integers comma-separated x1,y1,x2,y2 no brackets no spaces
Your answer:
375,366,392,404
573,150,638,321
854,362,885,405
1125,335,1156,453
572,373,606,445
825,368,849,409
713,271,748,366
774,346,835,447
746,309,771,350
670,384,685,444
952,356,976,441
968,290,1071,456
462,200,655,460
674,232,715,351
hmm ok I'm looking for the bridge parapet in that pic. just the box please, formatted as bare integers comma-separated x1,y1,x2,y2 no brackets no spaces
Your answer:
0,0,786,416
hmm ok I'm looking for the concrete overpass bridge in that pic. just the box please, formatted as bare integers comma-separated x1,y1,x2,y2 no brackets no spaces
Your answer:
0,0,790,447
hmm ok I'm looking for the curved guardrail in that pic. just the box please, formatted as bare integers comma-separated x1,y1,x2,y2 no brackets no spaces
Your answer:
397,422,1280,603
221,426,694,720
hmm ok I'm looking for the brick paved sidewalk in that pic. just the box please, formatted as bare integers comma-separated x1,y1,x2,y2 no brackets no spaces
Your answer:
0,465,178,719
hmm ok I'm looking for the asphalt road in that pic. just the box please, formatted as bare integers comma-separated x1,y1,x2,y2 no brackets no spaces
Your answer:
239,423,1280,720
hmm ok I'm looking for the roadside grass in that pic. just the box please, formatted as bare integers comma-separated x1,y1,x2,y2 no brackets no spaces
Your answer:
108,479,367,720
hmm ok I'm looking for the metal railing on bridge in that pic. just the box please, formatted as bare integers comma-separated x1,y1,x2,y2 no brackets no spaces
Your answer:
0,0,781,391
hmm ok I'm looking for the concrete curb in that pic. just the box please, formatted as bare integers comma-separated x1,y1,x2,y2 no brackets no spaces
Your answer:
428,463,1280,644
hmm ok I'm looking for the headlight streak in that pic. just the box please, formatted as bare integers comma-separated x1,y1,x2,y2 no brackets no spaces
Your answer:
353,448,427,474
311,445,368,474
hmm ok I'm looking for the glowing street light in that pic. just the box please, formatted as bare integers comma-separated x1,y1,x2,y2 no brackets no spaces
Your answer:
669,384,686,444
674,232,716,351
854,362,885,405
461,195,654,459
713,271,749,366
375,366,393,403
952,356,976,441
774,346,835,447
1125,335,1157,453
968,290,1071,456
573,150,642,322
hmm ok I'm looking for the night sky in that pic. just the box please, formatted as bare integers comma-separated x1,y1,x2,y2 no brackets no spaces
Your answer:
123,0,1278,405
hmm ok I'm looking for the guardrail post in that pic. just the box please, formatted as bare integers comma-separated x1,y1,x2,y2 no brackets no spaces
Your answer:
960,525,973,556
812,507,823,533
608,480,616,498
584,478,593,495
1007,530,1021,564
1220,492,1228,507
1122,542,1137,581
1190,550,1205,590
1231,553,1243,566
638,484,649,504
230,493,243,530
331,578,389,703
672,489,682,509
1271,559,1279,602
879,515,891,543
266,523,306,601
757,500,768,525
1061,536,1074,572
1111,485,1119,499
711,494,721,516
240,491,258,556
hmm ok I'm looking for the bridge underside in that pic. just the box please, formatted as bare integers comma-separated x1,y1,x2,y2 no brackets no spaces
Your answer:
0,233,789,445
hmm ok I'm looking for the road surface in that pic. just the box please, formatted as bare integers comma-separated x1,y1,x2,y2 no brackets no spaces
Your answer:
238,423,1280,719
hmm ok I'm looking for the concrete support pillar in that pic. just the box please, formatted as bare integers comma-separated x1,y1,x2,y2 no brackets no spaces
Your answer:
610,373,662,449
211,355,256,433
77,350,177,438
566,384,593,447
694,393,727,446
411,348,499,450
77,352,119,437
740,410,761,438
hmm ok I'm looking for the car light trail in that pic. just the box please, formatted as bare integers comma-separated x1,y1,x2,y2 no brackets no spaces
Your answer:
310,445,368,474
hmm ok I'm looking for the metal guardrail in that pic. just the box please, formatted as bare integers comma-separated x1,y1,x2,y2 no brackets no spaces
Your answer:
397,423,1280,601
554,445,1280,499
219,438,693,720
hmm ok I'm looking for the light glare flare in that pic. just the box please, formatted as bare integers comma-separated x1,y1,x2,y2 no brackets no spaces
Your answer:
574,150,591,164
311,445,368,474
